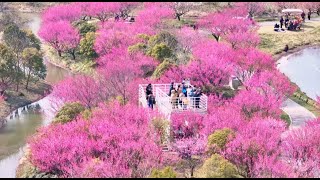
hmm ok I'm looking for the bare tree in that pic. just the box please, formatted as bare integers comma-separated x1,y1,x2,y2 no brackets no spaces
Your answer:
0,2,7,13
0,11,25,32
171,2,195,21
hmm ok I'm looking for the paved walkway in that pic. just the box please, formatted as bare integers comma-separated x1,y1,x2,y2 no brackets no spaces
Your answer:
281,98,316,130
258,17,320,27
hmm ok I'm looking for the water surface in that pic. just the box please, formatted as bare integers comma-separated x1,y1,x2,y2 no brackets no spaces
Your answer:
0,12,70,178
278,47,320,100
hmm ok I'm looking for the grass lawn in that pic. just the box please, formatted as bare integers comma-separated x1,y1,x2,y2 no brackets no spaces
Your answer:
42,44,95,75
258,20,320,116
258,21,320,55
0,79,51,127
280,110,291,127
255,17,278,22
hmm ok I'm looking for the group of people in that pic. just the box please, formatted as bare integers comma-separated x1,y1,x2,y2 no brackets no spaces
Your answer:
145,80,204,110
168,80,203,110
276,11,313,32
276,15,303,32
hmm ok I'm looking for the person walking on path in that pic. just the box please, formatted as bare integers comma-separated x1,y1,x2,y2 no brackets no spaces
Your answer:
308,12,311,21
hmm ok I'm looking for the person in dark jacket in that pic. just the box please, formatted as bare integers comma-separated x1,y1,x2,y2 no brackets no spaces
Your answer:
284,44,289,52
285,16,289,28
301,12,306,22
194,88,202,108
147,92,156,109
146,84,152,98
168,82,174,96
280,16,284,29
182,82,187,97
308,11,311,20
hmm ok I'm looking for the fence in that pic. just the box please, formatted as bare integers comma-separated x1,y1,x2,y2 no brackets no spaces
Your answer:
139,83,208,117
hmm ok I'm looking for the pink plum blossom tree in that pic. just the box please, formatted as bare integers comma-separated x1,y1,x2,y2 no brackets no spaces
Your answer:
38,20,80,59
281,119,320,177
197,7,255,42
170,111,205,139
224,118,286,177
50,75,107,108
235,2,266,18
42,3,81,23
29,102,162,178
171,136,207,177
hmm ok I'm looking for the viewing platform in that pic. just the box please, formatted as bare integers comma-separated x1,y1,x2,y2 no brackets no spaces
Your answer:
139,83,208,118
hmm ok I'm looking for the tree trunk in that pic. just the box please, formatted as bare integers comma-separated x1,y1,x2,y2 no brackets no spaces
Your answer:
26,72,31,90
212,34,220,42
16,80,19,92
177,14,181,21
58,50,62,57
190,166,194,177
71,50,76,60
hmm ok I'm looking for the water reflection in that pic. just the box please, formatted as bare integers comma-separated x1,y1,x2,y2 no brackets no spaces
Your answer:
0,12,70,177
278,47,320,100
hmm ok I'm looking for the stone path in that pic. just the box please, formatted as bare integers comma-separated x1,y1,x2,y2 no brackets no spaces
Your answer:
281,98,316,130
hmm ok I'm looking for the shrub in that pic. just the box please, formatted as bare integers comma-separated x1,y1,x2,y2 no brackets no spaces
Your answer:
152,117,170,144
128,43,147,54
79,32,97,58
137,33,151,42
280,111,290,127
75,21,97,36
80,109,92,120
195,154,241,178
207,128,235,154
146,43,172,62
53,102,85,124
147,31,178,51
151,59,172,79
149,166,177,178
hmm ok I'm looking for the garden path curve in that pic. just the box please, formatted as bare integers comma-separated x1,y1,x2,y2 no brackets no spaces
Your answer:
281,98,316,130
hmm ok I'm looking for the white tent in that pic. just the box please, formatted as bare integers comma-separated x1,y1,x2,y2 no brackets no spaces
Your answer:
282,9,303,13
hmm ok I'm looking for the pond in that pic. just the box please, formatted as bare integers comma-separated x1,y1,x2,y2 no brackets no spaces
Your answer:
0,12,71,177
277,47,320,100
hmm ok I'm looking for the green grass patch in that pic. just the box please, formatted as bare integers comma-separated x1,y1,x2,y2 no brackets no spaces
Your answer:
290,96,320,117
280,110,291,127
42,44,95,74
289,83,320,117
163,18,196,29
258,23,320,55
255,17,278,22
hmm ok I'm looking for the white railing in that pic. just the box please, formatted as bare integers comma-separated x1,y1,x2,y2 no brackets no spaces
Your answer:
139,83,208,117
155,87,172,117
139,84,147,108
